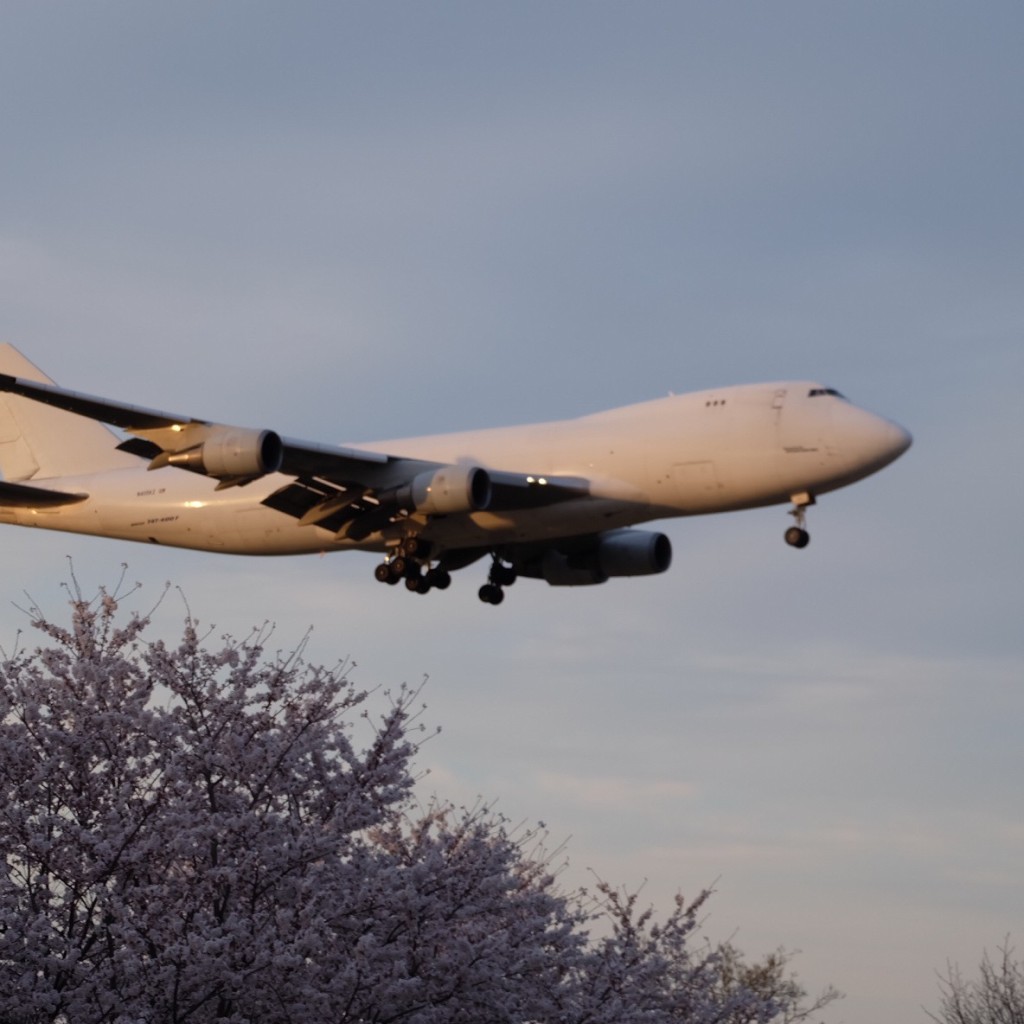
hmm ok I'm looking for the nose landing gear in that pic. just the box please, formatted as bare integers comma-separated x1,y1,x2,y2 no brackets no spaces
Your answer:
784,493,814,548
784,525,810,548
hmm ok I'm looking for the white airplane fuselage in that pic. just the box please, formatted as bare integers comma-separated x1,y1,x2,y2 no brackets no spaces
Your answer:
0,381,910,556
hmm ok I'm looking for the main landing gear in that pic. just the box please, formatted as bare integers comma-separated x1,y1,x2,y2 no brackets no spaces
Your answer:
478,558,517,605
374,541,516,605
784,493,814,549
373,538,452,595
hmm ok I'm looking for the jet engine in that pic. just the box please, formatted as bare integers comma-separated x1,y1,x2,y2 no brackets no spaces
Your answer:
157,428,284,480
536,529,672,586
393,465,492,516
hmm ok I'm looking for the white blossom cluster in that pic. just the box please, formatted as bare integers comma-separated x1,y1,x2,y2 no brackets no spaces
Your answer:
0,587,829,1023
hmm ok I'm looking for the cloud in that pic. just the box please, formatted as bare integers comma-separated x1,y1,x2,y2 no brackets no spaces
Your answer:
534,771,698,812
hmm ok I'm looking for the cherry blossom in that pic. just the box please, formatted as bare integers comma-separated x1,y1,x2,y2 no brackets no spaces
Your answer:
0,583,834,1023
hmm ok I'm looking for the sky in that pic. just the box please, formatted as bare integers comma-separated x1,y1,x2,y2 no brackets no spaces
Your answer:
1,3,1022,1020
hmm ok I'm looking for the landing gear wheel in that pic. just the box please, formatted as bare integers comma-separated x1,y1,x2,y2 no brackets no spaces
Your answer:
784,526,810,549
379,549,454,596
491,562,517,587
426,568,452,590
374,562,403,585
401,536,429,559
478,583,504,605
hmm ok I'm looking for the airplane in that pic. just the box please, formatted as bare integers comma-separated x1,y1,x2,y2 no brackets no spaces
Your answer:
0,344,911,605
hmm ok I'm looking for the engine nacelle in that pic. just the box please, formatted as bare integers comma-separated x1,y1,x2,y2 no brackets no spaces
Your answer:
591,528,672,578
539,529,672,587
539,551,606,587
393,465,492,516
163,428,284,480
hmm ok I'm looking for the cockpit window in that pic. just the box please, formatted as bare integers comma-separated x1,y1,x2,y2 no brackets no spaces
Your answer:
808,387,846,399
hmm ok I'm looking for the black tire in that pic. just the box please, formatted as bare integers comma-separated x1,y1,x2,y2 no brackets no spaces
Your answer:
427,569,452,590
784,526,810,549
374,563,392,583
492,563,517,587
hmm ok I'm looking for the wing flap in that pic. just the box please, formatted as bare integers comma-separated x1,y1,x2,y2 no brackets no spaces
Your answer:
262,477,390,536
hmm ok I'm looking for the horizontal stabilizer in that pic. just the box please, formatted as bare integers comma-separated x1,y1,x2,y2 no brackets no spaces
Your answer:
0,480,88,508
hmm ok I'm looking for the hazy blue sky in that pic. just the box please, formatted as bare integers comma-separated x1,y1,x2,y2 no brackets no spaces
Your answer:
2,4,1022,1021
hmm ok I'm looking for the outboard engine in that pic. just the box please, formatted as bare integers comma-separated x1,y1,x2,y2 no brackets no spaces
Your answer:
153,427,284,482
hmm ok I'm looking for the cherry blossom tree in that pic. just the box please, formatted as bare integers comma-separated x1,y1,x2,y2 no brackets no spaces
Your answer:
928,941,1024,1024
0,578,835,1023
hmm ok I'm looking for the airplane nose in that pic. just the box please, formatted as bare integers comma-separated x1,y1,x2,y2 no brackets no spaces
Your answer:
826,401,912,481
861,412,912,470
889,420,913,458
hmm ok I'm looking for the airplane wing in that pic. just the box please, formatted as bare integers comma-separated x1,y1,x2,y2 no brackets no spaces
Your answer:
0,372,590,538
0,371,395,480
